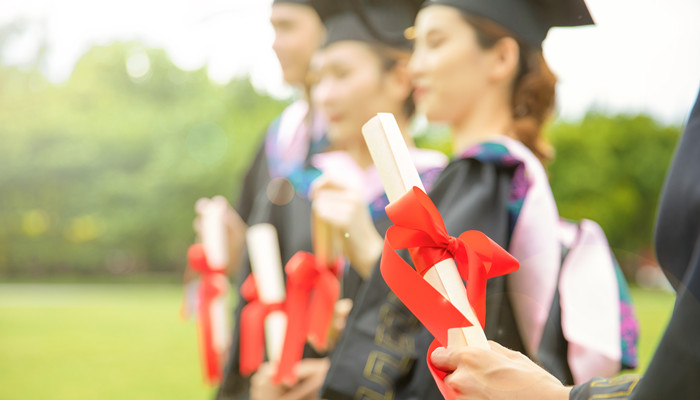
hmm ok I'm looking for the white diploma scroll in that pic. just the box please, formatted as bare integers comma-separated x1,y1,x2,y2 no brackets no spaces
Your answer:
245,223,288,363
200,196,230,271
362,113,488,348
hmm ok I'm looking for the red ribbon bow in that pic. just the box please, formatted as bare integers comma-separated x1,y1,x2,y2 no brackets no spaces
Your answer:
380,187,519,398
239,274,284,377
187,243,230,385
273,251,342,385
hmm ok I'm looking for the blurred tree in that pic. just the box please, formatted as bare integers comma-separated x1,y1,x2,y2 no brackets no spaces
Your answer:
0,31,683,280
547,113,681,271
0,40,287,278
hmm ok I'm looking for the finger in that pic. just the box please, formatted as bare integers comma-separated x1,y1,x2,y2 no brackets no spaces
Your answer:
312,200,355,228
194,197,210,213
309,174,334,200
212,195,228,206
430,347,459,371
279,359,329,400
312,192,355,209
332,299,353,332
312,188,358,208
295,358,330,379
487,340,525,360
313,174,353,192
445,369,485,399
444,371,464,393
279,372,326,400
225,212,246,238
278,379,320,400
335,299,353,318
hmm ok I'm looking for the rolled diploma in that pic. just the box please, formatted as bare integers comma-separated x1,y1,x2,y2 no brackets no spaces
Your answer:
211,275,231,358
362,113,488,348
312,210,341,267
201,197,230,271
246,223,288,363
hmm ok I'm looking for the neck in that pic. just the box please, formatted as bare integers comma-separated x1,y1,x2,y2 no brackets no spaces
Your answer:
451,92,514,155
341,114,413,170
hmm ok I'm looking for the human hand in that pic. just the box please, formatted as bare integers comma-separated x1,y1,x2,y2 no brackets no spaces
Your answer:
430,341,571,400
326,299,353,351
250,358,330,400
279,357,330,400
310,175,382,279
250,362,288,400
193,195,246,276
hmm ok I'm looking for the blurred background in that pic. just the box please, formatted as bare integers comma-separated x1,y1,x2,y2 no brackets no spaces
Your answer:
1,0,698,399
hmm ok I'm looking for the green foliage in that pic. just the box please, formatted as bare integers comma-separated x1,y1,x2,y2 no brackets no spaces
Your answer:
0,29,684,279
547,113,681,265
0,41,287,278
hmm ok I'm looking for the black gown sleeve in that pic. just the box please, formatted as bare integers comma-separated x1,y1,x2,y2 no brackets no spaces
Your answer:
569,276,700,400
321,157,524,400
571,89,700,399
234,139,269,225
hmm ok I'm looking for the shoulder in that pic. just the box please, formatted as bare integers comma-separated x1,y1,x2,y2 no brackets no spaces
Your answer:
440,137,534,186
459,140,522,167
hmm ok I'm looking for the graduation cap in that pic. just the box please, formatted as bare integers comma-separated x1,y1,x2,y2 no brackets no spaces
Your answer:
310,0,425,50
424,0,594,47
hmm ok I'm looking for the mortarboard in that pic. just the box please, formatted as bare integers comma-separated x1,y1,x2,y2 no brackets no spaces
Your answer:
424,0,594,47
310,0,424,50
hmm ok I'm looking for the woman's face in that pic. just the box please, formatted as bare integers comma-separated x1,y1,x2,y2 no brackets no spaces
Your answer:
311,41,406,146
409,5,494,125
270,3,324,86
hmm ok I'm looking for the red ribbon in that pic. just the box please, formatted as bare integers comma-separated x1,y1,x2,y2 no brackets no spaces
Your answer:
380,187,519,398
238,275,285,377
273,251,342,385
187,243,229,385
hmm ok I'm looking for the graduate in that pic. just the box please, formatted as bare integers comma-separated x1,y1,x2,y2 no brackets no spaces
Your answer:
320,0,635,398
218,1,447,399
184,0,326,388
194,0,326,277
431,87,700,399
212,1,325,397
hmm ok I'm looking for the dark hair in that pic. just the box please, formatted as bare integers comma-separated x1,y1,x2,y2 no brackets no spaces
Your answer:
462,14,556,163
366,42,416,118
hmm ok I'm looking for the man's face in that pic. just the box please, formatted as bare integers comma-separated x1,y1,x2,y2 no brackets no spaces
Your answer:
270,3,324,86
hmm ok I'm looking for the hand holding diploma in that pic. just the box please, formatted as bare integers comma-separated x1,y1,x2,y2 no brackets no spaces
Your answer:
362,113,519,398
251,358,330,400
310,175,384,279
272,199,347,385
430,342,570,400
194,195,246,276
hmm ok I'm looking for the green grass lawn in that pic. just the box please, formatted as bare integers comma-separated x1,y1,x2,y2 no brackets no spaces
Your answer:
0,284,218,400
0,284,676,399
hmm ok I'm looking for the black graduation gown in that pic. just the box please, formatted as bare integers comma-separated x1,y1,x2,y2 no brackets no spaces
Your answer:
216,179,366,400
570,91,700,399
235,141,269,225
321,155,528,400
